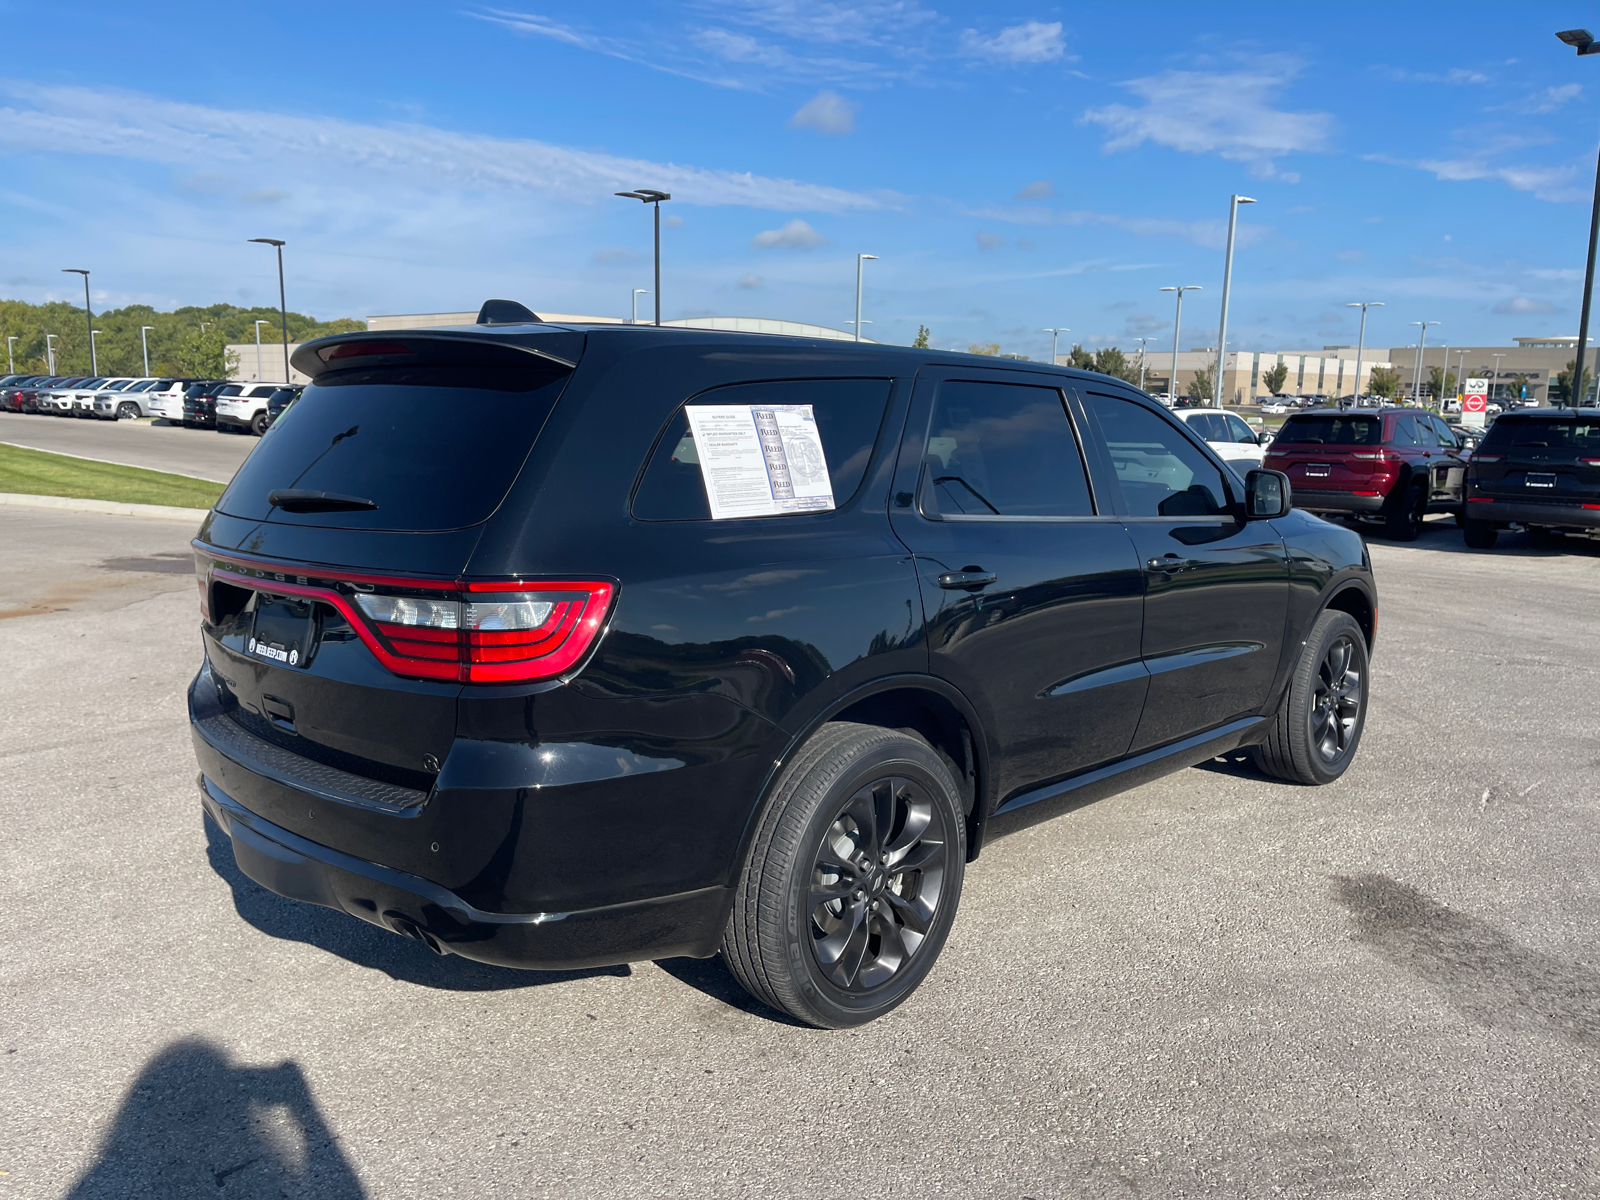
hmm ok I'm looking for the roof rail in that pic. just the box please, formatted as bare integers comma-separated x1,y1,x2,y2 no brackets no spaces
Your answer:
476,299,545,326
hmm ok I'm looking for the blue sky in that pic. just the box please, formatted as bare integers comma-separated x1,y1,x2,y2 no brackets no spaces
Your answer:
3,1,1600,359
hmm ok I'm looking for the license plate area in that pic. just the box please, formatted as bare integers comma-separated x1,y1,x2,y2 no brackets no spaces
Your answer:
248,596,317,669
1526,472,1556,489
1304,464,1330,478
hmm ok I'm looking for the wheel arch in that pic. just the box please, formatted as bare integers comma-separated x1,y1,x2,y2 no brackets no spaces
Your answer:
1324,582,1375,651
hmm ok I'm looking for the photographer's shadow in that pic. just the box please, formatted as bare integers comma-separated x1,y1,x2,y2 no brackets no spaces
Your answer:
65,1038,364,1199
204,815,628,991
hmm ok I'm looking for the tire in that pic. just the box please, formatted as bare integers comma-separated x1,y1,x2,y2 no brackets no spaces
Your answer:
1463,520,1498,549
1250,609,1369,786
1381,482,1426,541
1453,510,1467,528
721,722,967,1028
250,413,269,437
116,401,140,421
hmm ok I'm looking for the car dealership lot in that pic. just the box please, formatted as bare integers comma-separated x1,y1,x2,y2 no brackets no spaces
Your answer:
0,415,254,483
1,508,1596,1199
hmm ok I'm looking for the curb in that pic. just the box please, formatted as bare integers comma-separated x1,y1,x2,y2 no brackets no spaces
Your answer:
0,492,207,524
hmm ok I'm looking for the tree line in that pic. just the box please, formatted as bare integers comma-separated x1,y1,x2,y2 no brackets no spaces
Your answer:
0,299,365,379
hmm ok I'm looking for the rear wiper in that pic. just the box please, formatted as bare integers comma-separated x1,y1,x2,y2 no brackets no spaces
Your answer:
267,489,378,513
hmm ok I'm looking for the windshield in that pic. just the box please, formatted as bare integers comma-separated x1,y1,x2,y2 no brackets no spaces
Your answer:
216,361,572,531
1274,414,1383,445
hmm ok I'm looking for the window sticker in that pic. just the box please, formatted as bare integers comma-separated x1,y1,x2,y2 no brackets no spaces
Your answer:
683,404,836,519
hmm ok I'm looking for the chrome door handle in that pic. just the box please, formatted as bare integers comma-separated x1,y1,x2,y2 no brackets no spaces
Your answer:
1147,555,1197,573
937,570,998,590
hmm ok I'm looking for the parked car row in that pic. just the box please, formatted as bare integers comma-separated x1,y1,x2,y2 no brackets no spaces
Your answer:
0,373,302,436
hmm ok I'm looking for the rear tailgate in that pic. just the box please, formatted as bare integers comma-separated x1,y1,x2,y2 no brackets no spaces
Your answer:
1266,412,1391,496
1472,415,1600,504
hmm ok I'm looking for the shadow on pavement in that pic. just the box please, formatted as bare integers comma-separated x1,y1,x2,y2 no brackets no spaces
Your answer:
653,955,808,1027
1354,517,1600,558
204,815,630,992
64,1038,364,1199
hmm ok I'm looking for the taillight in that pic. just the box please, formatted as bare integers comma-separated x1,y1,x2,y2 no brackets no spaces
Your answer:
1580,457,1600,466
1350,451,1400,462
201,551,613,684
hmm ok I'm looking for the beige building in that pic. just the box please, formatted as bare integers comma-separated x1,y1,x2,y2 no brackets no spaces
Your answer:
1385,336,1594,404
1060,348,1392,405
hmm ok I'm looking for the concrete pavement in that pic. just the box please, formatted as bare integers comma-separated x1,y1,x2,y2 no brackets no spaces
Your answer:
0,413,255,483
1,510,1597,1199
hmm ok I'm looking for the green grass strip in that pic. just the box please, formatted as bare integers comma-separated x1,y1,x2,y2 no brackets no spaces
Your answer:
0,443,223,510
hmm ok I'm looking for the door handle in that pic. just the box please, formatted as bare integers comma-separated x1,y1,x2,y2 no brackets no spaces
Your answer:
1147,554,1198,574
937,569,998,590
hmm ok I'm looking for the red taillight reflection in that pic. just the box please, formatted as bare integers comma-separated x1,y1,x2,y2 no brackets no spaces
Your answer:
321,340,415,361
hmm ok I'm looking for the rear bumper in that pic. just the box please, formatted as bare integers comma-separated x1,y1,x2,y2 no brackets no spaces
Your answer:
200,774,729,970
1291,489,1387,514
1465,498,1600,529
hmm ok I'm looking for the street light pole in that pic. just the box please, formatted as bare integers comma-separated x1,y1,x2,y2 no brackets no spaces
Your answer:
614,190,671,325
140,326,154,377
61,269,94,374
1556,30,1600,403
632,289,650,324
1410,321,1440,404
1345,302,1383,405
1214,194,1256,409
1159,285,1202,401
248,239,291,382
254,320,271,381
1134,336,1154,390
1433,343,1448,409
1491,352,1506,402
1456,348,1469,406
45,334,58,374
854,254,879,344
1042,327,1068,365
6,336,15,374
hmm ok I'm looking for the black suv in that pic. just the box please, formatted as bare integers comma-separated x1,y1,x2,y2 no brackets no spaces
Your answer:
1463,408,1600,547
190,304,1377,1027
183,381,236,428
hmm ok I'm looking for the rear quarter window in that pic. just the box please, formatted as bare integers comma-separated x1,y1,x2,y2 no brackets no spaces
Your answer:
632,379,893,521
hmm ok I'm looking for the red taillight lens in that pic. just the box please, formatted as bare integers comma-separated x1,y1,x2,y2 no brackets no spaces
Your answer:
1580,457,1600,466
1467,496,1493,503
1350,451,1400,462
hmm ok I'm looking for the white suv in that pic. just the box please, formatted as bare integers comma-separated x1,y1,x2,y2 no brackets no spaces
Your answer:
1173,408,1267,469
214,383,284,436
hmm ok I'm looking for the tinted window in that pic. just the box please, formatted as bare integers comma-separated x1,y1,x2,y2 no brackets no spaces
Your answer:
1274,414,1382,445
216,362,571,531
1391,414,1421,445
633,379,892,521
1478,417,1600,461
1224,413,1257,442
1086,394,1230,517
1428,416,1460,448
918,381,1092,518
1185,412,1222,440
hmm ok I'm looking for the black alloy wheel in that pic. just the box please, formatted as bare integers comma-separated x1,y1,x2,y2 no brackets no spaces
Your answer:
116,401,140,421
1251,609,1369,786
722,722,966,1028
250,413,269,437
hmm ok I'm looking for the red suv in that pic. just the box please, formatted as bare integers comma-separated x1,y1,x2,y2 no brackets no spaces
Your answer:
1263,407,1468,539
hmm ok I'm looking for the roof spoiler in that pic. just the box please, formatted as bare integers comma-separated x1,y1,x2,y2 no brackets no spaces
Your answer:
476,299,544,326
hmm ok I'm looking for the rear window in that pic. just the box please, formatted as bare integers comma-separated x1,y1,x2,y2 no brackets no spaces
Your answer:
215,362,571,531
1275,414,1382,446
1478,417,1600,460
632,379,892,521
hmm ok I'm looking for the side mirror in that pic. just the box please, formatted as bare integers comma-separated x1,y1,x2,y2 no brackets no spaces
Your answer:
1256,430,1275,446
1244,469,1291,518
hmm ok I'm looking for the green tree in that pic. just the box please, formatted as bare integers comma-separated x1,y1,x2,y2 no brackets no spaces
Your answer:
1262,361,1289,395
1091,346,1138,383
966,342,1001,356
173,325,240,378
1427,366,1457,401
1369,366,1401,399
1504,373,1532,405
912,324,930,349
1551,361,1577,403
1066,343,1094,369
1187,366,1215,403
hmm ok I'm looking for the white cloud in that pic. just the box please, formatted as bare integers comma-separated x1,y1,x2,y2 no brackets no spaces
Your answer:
663,214,685,227
964,203,1272,251
737,273,763,289
707,0,937,47
959,21,1065,65
1374,65,1489,85
1510,84,1583,114
1491,296,1559,314
790,90,859,135
593,247,644,264
976,231,1004,251
0,86,887,214
1014,179,1055,199
1372,152,1585,203
1081,55,1333,178
751,219,830,248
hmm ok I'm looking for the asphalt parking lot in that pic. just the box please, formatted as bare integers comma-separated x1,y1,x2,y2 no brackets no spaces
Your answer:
0,416,254,483
2,476,1598,1195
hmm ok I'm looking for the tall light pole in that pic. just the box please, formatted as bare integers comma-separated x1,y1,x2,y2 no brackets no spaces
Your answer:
1134,336,1154,390
1214,194,1256,409
1409,321,1440,404
1159,285,1202,400
1456,348,1469,405
6,336,15,374
632,289,650,324
1556,30,1600,403
140,326,154,376
1042,327,1068,365
853,254,879,344
253,319,271,380
45,334,58,374
1431,343,1448,409
614,190,671,326
1491,351,1506,402
248,238,291,383
61,269,94,374
1345,301,1383,405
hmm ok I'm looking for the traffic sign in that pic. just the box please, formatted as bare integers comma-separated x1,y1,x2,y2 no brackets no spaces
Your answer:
1462,393,1487,413
1462,378,1489,428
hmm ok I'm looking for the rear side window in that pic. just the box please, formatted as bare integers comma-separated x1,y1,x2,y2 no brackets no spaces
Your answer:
216,361,571,531
633,379,892,521
1274,414,1382,445
1085,394,1230,518
1479,418,1600,460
